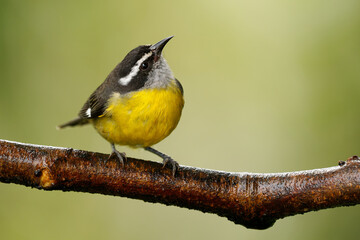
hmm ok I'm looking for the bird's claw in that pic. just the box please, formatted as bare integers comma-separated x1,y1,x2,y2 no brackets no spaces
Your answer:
108,150,126,166
162,157,179,176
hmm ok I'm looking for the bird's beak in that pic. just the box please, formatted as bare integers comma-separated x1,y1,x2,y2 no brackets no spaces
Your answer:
150,36,174,61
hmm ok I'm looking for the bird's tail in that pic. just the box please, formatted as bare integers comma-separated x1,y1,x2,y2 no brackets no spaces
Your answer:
56,117,90,130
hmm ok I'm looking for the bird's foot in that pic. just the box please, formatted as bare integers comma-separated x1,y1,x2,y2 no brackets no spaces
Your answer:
144,147,179,176
109,144,126,166
162,157,179,177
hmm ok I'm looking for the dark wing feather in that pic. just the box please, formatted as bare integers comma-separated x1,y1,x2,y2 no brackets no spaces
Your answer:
78,81,112,119
78,91,107,119
66,45,155,122
175,78,183,95
57,78,114,129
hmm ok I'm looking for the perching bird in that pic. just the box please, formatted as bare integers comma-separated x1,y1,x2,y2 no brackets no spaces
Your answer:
57,36,184,175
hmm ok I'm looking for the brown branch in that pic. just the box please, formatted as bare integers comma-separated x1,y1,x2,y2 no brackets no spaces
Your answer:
0,139,360,229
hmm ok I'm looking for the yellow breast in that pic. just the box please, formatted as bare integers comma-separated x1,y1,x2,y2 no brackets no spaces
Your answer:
93,82,184,148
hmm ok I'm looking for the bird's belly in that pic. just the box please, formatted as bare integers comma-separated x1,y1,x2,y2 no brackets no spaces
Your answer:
93,88,184,147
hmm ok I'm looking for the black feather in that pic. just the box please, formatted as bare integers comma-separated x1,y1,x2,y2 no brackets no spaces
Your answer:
57,117,89,129
60,45,156,127
78,45,154,119
175,78,184,95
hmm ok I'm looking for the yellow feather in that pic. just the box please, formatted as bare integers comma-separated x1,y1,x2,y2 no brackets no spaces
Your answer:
93,81,184,148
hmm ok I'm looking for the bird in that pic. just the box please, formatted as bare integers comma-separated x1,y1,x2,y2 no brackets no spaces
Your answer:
57,36,184,175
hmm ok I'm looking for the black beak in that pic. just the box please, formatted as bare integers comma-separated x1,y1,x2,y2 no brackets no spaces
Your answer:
150,36,174,58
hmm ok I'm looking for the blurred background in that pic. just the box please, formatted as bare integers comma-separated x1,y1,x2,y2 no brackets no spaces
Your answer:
1,0,360,239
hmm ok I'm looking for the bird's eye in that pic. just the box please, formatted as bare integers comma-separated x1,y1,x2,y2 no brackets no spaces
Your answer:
140,62,149,71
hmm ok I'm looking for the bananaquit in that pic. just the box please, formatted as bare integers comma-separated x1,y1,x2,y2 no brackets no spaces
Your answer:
58,36,184,175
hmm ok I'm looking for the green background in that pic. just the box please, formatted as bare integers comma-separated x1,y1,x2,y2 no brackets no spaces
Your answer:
1,0,360,239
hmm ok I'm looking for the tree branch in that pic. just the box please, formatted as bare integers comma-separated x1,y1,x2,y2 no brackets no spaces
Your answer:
0,139,359,229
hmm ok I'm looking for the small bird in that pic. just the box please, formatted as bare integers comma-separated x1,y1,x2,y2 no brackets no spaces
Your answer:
57,36,184,175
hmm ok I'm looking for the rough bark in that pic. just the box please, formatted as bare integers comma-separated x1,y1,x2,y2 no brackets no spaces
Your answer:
1,139,359,229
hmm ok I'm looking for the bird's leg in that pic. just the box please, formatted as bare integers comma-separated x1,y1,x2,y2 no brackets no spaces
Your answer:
108,143,126,166
144,147,179,176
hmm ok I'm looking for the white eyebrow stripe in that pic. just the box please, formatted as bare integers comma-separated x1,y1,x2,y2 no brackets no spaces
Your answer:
118,52,153,86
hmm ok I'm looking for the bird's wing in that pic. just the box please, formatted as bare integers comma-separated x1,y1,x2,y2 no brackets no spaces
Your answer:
78,82,112,119
57,82,112,129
